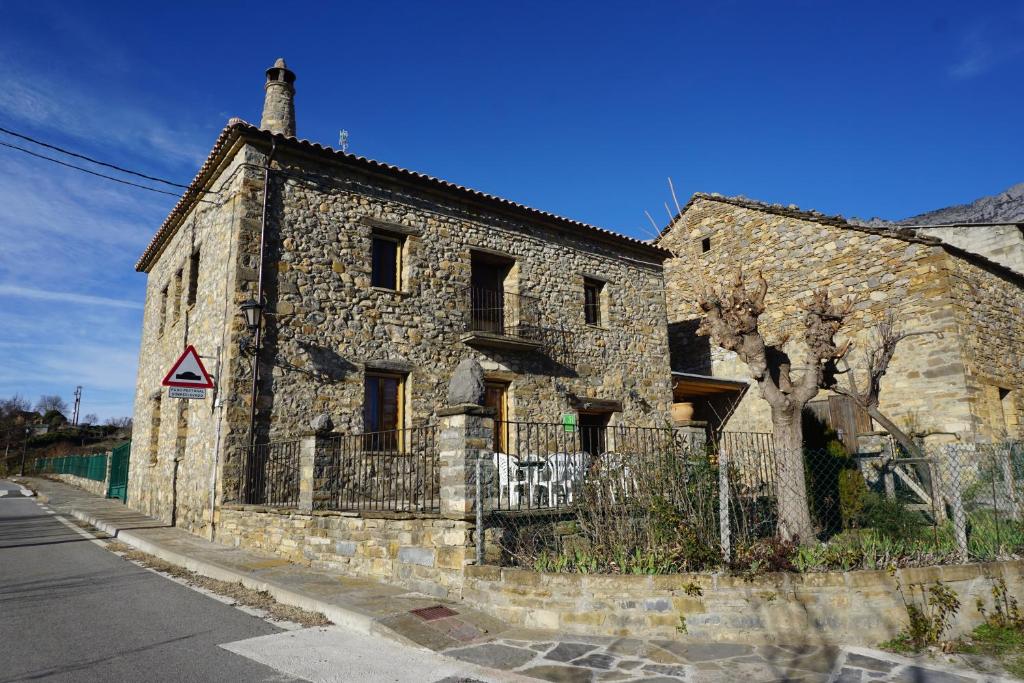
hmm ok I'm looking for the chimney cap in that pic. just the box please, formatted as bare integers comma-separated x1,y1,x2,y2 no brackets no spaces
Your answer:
266,58,296,85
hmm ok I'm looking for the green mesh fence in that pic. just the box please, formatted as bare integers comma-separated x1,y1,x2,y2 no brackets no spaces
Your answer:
36,453,108,481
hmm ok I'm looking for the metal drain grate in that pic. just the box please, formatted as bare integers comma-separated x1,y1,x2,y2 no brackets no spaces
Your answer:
410,605,459,621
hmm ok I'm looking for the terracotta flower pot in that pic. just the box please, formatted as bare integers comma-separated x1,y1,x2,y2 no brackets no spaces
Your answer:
671,402,695,422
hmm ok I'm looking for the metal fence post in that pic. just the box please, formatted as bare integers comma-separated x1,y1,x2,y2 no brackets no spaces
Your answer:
475,457,484,565
718,448,731,563
945,445,969,562
999,443,1020,522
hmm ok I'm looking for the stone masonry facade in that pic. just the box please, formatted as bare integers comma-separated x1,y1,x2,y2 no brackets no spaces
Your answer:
130,61,673,544
660,194,1024,444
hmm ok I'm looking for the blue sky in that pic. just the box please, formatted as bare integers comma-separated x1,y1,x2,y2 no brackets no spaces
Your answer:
1,1,1022,420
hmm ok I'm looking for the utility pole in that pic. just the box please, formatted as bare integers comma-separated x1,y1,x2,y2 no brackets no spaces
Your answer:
72,386,82,426
19,426,29,476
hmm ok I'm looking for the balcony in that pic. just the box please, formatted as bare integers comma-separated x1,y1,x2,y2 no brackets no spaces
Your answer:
461,287,544,351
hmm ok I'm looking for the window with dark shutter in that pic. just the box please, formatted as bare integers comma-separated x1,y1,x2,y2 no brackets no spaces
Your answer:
363,372,404,450
371,235,401,290
583,278,603,326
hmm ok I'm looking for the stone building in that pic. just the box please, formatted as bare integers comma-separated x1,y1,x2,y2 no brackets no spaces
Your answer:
129,59,674,536
660,193,1024,447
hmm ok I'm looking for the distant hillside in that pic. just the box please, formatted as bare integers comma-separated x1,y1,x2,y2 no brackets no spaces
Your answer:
899,182,1024,225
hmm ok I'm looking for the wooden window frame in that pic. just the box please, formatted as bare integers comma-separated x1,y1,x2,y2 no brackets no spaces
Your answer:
370,232,403,291
158,285,169,336
172,268,184,321
363,371,406,450
186,249,201,308
485,380,509,453
583,278,604,327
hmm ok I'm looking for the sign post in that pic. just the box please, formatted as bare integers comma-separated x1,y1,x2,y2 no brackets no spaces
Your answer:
162,345,215,399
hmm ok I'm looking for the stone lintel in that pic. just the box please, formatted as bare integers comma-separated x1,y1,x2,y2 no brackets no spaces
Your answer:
437,404,496,417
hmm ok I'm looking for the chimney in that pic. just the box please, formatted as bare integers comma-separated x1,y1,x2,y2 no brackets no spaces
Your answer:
260,58,296,137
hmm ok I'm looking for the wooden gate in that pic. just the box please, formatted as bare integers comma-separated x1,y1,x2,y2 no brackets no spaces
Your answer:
806,396,872,453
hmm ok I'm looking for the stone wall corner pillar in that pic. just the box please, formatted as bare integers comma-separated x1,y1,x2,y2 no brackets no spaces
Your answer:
298,433,317,513
437,404,495,521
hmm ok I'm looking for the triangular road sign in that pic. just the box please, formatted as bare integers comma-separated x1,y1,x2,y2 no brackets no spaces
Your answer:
162,345,215,389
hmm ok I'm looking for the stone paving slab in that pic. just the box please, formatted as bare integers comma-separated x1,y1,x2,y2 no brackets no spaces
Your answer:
21,477,1022,683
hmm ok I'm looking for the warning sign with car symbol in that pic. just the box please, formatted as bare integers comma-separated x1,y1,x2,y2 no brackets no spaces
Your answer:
162,345,215,393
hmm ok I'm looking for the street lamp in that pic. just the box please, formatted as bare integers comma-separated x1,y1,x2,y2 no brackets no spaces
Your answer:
239,299,263,355
240,299,262,334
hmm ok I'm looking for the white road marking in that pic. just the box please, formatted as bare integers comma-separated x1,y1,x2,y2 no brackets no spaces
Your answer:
220,627,519,683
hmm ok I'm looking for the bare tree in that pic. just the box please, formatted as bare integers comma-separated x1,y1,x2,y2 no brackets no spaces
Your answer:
106,416,134,431
35,395,68,415
825,312,940,458
698,271,850,541
80,413,99,426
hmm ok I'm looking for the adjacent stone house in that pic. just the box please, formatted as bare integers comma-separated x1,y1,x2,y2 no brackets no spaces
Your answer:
660,193,1024,447
129,60,674,536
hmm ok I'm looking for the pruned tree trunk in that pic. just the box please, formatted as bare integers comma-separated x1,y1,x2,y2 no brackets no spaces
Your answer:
698,272,848,544
771,406,815,541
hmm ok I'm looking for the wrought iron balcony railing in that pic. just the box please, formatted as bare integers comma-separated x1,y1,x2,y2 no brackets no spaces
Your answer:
465,287,544,349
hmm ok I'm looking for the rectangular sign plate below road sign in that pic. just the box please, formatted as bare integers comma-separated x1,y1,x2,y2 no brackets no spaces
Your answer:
168,387,206,399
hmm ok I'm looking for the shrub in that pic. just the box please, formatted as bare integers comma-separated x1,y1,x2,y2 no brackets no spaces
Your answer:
838,469,870,529
732,537,797,575
861,493,924,540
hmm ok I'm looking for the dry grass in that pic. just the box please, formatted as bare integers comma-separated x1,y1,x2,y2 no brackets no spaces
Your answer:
105,541,331,627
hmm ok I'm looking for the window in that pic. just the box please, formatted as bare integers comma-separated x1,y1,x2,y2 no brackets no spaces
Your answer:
187,249,200,307
485,381,509,452
149,395,162,464
173,268,183,320
371,234,402,290
701,237,711,253
578,412,610,456
363,372,404,449
583,278,604,326
158,285,169,336
999,388,1019,436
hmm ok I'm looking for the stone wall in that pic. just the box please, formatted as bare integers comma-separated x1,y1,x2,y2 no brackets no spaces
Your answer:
252,147,674,441
917,224,1024,276
217,506,473,598
946,256,1024,440
660,195,1013,442
129,145,262,534
48,470,109,498
462,561,1024,645
132,130,677,534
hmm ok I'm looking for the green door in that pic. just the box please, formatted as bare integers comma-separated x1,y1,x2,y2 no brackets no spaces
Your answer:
106,441,130,503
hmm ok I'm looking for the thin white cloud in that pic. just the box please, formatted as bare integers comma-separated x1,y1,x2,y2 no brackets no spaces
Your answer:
948,14,1024,80
0,284,143,309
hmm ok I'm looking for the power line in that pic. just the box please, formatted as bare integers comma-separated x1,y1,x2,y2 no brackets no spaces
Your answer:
0,140,185,198
0,125,190,189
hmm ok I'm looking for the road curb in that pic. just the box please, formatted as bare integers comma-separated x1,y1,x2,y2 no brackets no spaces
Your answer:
58,505,425,650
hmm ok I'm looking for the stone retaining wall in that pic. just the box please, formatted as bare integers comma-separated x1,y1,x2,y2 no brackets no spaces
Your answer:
217,505,473,598
49,472,108,498
462,561,1024,646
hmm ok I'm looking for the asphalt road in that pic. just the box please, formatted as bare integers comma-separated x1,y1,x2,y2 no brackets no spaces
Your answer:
0,479,301,683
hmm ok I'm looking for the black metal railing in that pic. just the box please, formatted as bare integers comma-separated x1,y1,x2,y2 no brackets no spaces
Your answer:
244,439,302,507
468,287,543,342
318,426,439,513
492,421,708,511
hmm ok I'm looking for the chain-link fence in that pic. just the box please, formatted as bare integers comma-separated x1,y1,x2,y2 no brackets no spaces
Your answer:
477,427,1024,574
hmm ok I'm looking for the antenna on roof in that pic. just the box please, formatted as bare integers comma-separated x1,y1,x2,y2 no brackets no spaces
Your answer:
338,130,349,153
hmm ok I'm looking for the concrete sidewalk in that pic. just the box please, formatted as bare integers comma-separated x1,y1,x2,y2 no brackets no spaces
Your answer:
19,476,1018,683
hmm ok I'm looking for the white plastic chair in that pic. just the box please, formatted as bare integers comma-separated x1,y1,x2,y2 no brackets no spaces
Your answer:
493,452,523,507
545,451,591,506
